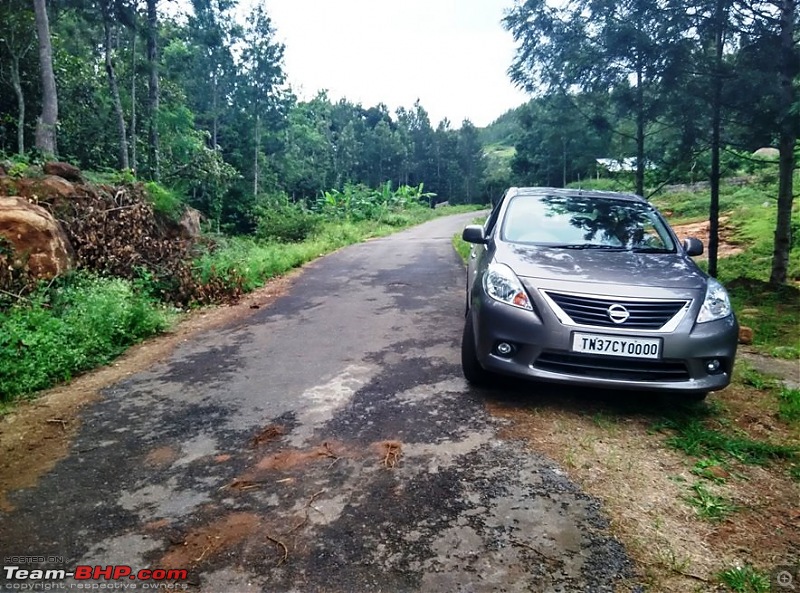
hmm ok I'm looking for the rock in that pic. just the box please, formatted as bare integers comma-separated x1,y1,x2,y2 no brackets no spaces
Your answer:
36,175,76,199
178,206,202,239
0,196,75,279
738,326,754,345
753,147,779,160
43,161,83,182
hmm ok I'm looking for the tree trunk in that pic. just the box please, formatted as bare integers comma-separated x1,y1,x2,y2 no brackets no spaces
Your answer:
769,0,797,285
253,114,259,197
212,69,218,149
130,28,137,173
146,0,160,181
635,64,645,197
103,12,129,170
707,0,727,278
32,0,58,155
10,55,25,155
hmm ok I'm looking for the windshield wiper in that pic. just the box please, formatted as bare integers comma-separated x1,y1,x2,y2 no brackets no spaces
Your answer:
630,247,674,253
549,244,626,251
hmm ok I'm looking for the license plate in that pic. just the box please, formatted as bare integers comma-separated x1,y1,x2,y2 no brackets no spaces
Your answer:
572,332,661,359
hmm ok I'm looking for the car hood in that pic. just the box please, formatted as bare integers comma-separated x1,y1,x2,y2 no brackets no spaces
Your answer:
496,242,707,290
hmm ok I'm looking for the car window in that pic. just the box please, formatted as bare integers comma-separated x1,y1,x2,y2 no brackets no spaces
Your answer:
500,194,676,251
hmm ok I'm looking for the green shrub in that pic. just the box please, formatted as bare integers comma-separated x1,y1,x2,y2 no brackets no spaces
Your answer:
144,181,185,220
253,195,321,243
0,273,170,401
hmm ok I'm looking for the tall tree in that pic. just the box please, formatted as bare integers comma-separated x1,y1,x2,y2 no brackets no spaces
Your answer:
0,2,35,154
504,0,688,195
32,0,58,154
239,3,288,196
100,0,130,169
146,0,159,179
768,0,799,284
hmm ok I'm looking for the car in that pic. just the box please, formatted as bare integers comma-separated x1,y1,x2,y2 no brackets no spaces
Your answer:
460,187,738,400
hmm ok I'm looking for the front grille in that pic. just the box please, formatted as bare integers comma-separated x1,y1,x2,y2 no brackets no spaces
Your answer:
534,352,690,382
544,291,688,330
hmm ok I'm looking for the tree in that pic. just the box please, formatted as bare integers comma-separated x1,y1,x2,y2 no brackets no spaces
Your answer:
146,0,160,179
0,2,35,154
32,0,58,154
457,120,486,203
99,0,131,169
504,0,690,196
767,0,799,284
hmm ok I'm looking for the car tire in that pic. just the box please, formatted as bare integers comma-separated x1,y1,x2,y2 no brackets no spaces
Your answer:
462,313,491,385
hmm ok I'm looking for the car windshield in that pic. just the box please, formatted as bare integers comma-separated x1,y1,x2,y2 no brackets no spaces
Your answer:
501,194,676,252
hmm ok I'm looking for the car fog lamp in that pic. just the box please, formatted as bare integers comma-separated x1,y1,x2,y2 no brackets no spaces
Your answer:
705,359,722,374
496,342,514,356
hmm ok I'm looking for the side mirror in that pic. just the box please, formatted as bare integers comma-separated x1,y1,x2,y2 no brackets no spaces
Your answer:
462,225,487,244
683,237,704,256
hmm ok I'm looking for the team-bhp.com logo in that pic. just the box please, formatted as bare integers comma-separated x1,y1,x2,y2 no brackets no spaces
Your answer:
3,564,188,590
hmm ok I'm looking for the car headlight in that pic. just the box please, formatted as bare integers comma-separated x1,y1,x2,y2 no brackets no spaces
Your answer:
483,263,532,310
697,278,732,323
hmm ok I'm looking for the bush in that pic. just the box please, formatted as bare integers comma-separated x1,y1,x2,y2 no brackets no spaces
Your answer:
0,273,170,401
253,195,321,243
144,181,185,220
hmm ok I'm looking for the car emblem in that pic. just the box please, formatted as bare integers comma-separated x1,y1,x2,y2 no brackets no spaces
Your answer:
607,304,630,324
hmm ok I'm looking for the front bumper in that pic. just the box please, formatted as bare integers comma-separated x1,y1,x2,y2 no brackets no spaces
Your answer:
469,286,738,394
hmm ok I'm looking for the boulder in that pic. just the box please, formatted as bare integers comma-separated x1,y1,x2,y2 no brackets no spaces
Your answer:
43,161,83,182
0,196,75,279
738,326,754,345
178,206,202,239
36,175,76,199
753,147,779,160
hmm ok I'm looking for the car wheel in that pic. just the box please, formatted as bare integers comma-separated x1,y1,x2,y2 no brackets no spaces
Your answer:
462,313,491,385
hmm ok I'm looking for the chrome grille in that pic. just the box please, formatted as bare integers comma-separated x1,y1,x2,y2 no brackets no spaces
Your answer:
543,291,688,330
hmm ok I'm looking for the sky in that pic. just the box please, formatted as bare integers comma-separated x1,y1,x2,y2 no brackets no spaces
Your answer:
263,0,530,128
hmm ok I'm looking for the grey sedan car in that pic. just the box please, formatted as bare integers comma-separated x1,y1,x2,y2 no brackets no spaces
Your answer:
461,187,738,400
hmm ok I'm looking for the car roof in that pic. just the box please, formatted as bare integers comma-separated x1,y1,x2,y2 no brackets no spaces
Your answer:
506,187,647,204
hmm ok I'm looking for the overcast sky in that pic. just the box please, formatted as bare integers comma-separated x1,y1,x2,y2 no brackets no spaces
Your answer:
263,0,530,128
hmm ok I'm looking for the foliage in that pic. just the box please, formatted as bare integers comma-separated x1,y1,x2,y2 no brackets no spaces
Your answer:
684,482,737,521
143,181,184,220
717,565,771,593
314,183,434,222
654,408,797,466
253,194,320,243
777,387,800,425
0,272,171,401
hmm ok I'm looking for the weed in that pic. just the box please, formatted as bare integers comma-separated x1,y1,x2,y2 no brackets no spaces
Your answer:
592,411,619,431
717,565,770,592
656,410,797,465
685,482,737,521
777,387,800,425
691,458,728,483
737,365,775,390
0,272,172,401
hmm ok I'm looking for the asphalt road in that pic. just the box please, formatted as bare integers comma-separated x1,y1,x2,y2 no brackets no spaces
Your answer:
1,212,635,592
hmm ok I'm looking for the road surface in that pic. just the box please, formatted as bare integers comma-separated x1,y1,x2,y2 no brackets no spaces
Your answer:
1,212,635,592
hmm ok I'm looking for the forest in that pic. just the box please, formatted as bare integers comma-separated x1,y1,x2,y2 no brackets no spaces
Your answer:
0,0,487,234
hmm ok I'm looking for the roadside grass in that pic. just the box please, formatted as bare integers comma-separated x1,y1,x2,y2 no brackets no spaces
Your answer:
0,204,481,405
685,481,737,521
0,273,173,401
717,565,771,593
